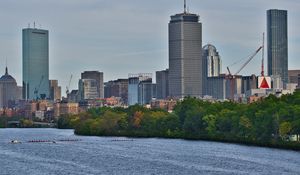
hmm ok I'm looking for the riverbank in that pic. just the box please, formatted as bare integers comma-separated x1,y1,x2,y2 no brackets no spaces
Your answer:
73,130,300,151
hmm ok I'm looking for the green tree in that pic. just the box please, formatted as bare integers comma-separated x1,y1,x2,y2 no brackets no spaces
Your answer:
202,114,217,136
279,121,292,139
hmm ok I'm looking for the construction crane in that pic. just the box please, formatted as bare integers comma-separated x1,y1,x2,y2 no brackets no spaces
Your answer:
66,74,73,97
226,45,263,100
261,32,265,77
34,75,44,100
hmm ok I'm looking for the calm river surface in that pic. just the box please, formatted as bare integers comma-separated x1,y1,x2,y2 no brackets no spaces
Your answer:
1,128,300,175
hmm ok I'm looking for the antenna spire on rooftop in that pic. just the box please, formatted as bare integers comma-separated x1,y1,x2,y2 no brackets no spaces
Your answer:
5,58,8,75
184,0,187,13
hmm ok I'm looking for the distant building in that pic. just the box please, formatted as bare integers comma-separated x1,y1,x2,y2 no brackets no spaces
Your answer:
206,75,227,100
128,73,153,105
206,74,253,101
156,69,169,99
78,79,99,101
242,75,258,94
0,67,18,108
150,99,177,112
138,80,156,105
54,102,79,117
203,44,222,77
49,80,61,101
288,70,300,84
104,79,128,104
67,90,79,103
81,71,104,98
267,9,288,85
23,27,49,100
168,4,204,98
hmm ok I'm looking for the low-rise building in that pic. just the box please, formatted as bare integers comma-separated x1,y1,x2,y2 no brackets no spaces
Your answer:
150,99,177,112
54,102,79,117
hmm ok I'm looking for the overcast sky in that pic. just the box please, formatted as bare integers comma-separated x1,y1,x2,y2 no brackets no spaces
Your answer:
0,0,299,96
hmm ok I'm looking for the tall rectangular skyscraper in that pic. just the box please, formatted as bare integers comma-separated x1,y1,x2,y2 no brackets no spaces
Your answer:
267,9,288,84
168,6,203,98
23,28,49,100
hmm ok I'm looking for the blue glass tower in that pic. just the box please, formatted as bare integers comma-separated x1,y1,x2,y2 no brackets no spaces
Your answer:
22,28,49,100
267,9,288,85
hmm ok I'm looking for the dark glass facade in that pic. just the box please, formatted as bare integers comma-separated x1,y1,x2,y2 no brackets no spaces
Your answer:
267,9,288,84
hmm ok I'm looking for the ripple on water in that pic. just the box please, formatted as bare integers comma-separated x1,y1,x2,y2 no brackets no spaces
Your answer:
1,128,300,175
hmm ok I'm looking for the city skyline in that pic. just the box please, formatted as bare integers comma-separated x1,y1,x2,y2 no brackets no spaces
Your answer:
0,0,299,93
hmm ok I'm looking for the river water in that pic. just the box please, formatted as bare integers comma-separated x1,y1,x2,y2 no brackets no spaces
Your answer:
0,128,300,175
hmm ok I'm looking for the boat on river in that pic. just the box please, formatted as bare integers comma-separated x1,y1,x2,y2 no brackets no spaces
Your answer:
10,140,21,144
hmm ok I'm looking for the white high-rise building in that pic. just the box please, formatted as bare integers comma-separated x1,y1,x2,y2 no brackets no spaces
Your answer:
203,44,222,77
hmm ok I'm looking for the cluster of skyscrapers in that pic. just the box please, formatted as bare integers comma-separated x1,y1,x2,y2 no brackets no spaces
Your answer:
0,3,298,110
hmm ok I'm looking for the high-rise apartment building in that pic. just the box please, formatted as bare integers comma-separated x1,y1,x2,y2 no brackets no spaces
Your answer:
203,44,221,77
23,27,49,100
81,71,104,98
267,9,288,85
168,3,203,98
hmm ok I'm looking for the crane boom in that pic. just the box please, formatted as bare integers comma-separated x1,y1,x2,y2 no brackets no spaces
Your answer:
66,74,73,95
261,33,265,76
227,67,232,76
234,46,262,75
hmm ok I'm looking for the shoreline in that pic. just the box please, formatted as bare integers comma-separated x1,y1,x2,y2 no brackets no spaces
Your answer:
73,131,300,151
2,127,300,151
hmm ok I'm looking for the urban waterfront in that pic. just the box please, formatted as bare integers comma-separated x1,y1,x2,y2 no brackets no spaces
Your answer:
0,129,300,175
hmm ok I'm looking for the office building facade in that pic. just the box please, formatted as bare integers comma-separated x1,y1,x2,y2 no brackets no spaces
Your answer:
156,69,169,99
78,79,99,101
288,70,300,84
168,9,203,98
23,28,49,100
128,73,152,105
81,71,104,98
267,9,288,85
49,80,61,101
104,79,128,104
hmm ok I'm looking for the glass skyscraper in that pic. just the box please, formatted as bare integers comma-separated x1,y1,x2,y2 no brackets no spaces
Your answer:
168,8,203,98
267,9,288,85
23,28,49,100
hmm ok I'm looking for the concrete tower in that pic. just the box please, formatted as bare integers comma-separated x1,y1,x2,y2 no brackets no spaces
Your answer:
168,1,203,98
